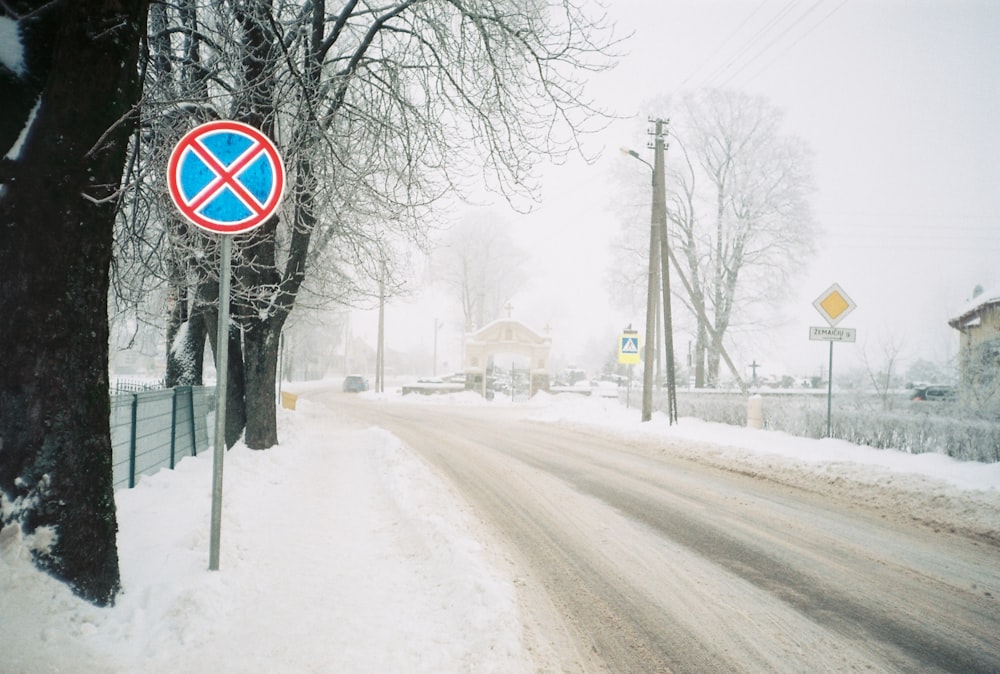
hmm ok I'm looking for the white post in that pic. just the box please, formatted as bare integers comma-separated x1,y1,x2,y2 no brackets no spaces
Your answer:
747,394,763,429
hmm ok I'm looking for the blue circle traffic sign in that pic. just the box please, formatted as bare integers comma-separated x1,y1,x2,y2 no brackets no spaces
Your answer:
167,120,285,234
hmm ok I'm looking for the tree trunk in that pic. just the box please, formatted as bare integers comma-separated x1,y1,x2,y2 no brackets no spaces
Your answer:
219,0,282,449
164,267,189,386
164,228,212,389
224,328,247,448
707,347,721,386
694,324,707,388
243,318,282,448
0,0,148,605
166,306,207,387
204,299,247,448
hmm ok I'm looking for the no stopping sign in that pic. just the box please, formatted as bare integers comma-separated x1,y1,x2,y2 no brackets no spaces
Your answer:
167,120,286,234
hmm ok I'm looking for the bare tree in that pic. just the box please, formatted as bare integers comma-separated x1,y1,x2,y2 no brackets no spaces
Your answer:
125,0,617,447
659,89,817,386
862,335,905,411
434,212,528,330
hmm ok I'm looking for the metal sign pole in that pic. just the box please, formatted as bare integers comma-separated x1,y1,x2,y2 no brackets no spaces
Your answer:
209,234,232,571
810,283,856,441
826,341,834,438
166,120,285,574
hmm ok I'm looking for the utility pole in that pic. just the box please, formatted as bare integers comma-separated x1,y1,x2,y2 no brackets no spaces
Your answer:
653,119,678,424
641,134,660,423
623,120,677,423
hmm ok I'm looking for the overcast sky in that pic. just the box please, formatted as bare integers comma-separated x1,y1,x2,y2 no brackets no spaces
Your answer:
362,0,1000,381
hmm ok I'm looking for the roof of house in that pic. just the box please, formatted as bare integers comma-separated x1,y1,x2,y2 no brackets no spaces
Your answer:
949,286,1000,330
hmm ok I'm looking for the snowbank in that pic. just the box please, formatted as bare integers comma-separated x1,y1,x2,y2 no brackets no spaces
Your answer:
1,402,531,673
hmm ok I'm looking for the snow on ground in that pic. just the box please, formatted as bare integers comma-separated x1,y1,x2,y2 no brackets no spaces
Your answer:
523,391,1000,540
524,390,1000,491
2,396,531,673
2,382,999,673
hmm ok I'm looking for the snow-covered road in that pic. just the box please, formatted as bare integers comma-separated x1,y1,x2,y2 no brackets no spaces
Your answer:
325,390,1000,672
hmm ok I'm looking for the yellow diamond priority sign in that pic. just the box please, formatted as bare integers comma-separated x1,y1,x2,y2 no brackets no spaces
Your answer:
813,283,856,327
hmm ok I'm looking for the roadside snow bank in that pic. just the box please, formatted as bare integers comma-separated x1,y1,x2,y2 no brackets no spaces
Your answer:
1,403,531,673
527,392,1000,541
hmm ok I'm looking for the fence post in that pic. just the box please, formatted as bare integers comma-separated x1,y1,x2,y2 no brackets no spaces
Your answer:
188,386,198,456
129,393,138,489
169,387,178,469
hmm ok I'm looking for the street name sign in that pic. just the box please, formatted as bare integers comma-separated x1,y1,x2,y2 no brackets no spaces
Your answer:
167,120,286,234
809,326,857,342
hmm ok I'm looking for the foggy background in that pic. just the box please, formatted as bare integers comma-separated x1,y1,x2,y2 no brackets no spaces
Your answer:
292,1,1000,385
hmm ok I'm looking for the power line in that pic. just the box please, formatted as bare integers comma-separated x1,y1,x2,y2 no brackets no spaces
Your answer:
679,0,770,89
817,217,1000,231
818,213,999,220
816,243,1000,252
702,0,801,86
677,0,848,91
739,0,850,85
718,0,832,88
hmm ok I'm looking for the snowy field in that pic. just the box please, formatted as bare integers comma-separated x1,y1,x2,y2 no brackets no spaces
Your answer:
2,383,999,673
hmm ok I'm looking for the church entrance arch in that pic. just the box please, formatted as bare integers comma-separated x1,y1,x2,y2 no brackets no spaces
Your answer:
464,319,551,397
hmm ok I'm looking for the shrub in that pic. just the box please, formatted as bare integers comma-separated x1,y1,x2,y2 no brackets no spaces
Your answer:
666,389,1000,463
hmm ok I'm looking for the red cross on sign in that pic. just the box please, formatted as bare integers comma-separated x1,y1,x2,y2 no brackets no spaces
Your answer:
167,120,286,234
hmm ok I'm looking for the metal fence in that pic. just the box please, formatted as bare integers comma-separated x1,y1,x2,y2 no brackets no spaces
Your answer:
110,386,215,490
112,377,166,394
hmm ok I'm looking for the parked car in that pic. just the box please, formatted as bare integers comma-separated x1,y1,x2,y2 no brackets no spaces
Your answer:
342,375,369,393
910,385,956,401
572,379,620,398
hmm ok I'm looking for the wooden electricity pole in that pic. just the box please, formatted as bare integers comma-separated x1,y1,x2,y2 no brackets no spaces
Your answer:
653,119,678,424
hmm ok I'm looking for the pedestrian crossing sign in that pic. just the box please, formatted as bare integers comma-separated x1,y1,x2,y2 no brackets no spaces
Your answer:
618,332,641,365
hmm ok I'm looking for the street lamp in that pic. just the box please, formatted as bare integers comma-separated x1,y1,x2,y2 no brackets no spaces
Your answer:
620,119,678,424
620,147,650,167
620,145,658,422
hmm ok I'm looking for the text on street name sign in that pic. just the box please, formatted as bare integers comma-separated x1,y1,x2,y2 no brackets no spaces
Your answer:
809,326,857,342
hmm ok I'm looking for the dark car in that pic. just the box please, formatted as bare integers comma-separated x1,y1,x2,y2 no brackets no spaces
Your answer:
342,375,369,393
911,385,956,402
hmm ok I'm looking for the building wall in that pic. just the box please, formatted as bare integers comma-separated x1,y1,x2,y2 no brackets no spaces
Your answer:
957,302,1000,385
965,304,1000,349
